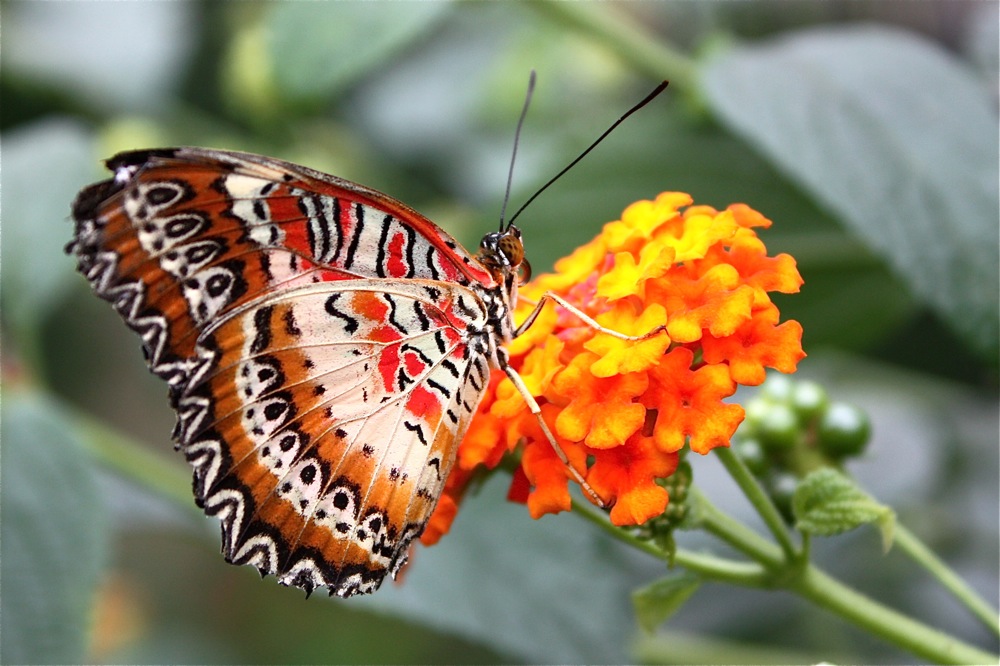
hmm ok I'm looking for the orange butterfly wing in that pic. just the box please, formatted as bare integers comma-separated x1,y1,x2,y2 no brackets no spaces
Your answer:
70,148,500,596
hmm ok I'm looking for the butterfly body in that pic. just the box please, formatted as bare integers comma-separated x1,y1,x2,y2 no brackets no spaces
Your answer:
69,148,524,597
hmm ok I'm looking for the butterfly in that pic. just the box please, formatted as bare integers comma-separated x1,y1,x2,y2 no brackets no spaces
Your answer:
68,146,599,597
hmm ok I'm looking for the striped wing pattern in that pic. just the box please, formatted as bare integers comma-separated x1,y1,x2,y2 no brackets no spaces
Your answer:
69,148,502,596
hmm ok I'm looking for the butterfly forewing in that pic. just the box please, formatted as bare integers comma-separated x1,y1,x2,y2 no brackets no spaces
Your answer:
69,148,502,596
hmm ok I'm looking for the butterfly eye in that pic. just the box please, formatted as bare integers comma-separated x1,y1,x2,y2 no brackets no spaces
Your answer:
517,259,532,285
498,226,526,268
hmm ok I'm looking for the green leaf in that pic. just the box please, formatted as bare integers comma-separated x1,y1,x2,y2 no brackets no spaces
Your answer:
793,468,895,550
702,26,1000,360
1,120,98,344
517,105,912,354
632,573,701,633
355,475,660,663
265,2,453,104
0,390,109,664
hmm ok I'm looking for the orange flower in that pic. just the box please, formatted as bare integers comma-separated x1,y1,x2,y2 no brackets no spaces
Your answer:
585,301,670,378
649,264,756,343
701,303,806,386
641,347,746,455
588,433,679,525
597,242,675,301
551,352,648,449
423,192,804,542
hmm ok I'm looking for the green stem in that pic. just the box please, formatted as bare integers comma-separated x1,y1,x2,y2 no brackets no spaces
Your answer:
790,566,998,665
690,487,786,569
572,499,771,587
714,447,799,561
697,491,998,664
894,523,1000,637
528,2,700,90
572,498,667,562
580,491,998,664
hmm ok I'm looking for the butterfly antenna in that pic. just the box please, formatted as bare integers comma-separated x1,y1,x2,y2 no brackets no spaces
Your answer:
507,80,669,227
499,70,537,232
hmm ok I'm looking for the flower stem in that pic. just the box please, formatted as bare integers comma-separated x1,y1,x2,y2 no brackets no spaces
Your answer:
689,487,786,570
714,447,799,561
582,490,998,664
695,490,998,663
572,498,667,562
894,523,1000,636
527,2,700,91
571,499,772,587
790,565,999,665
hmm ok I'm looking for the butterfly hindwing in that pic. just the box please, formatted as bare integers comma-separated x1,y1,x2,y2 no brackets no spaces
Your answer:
183,281,492,595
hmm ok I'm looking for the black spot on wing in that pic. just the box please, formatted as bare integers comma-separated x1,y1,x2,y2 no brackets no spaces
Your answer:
400,343,432,366
324,293,358,334
426,378,450,397
375,214,392,278
403,420,427,446
344,203,364,270
250,306,273,354
384,293,406,334
412,301,430,331
283,307,301,336
441,358,459,378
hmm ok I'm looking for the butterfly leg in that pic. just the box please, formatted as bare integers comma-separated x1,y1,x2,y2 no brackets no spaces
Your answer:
505,291,669,511
515,292,667,341
501,361,607,509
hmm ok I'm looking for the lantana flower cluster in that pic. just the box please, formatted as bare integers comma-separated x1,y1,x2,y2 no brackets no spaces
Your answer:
423,192,805,544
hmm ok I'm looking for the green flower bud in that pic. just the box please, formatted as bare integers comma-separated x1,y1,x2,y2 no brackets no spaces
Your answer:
755,403,799,451
791,380,829,423
818,402,871,458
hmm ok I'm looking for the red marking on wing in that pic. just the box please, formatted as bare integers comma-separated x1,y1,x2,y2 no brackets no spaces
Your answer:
406,385,441,421
267,186,312,255
403,350,425,378
387,232,407,277
378,344,401,392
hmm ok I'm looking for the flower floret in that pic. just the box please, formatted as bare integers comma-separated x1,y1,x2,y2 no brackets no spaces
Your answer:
551,353,648,449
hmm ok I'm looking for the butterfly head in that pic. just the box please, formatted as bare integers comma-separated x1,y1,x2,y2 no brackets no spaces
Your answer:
479,225,532,286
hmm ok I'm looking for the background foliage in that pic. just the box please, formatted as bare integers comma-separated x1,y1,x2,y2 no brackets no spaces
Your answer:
2,1,997,663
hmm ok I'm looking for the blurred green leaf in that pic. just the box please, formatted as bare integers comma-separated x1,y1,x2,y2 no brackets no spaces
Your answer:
632,573,702,633
355,475,657,663
1,120,97,345
784,263,915,351
515,109,911,352
265,2,453,104
793,468,895,550
2,2,192,113
634,629,828,665
1,390,109,664
702,26,999,360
